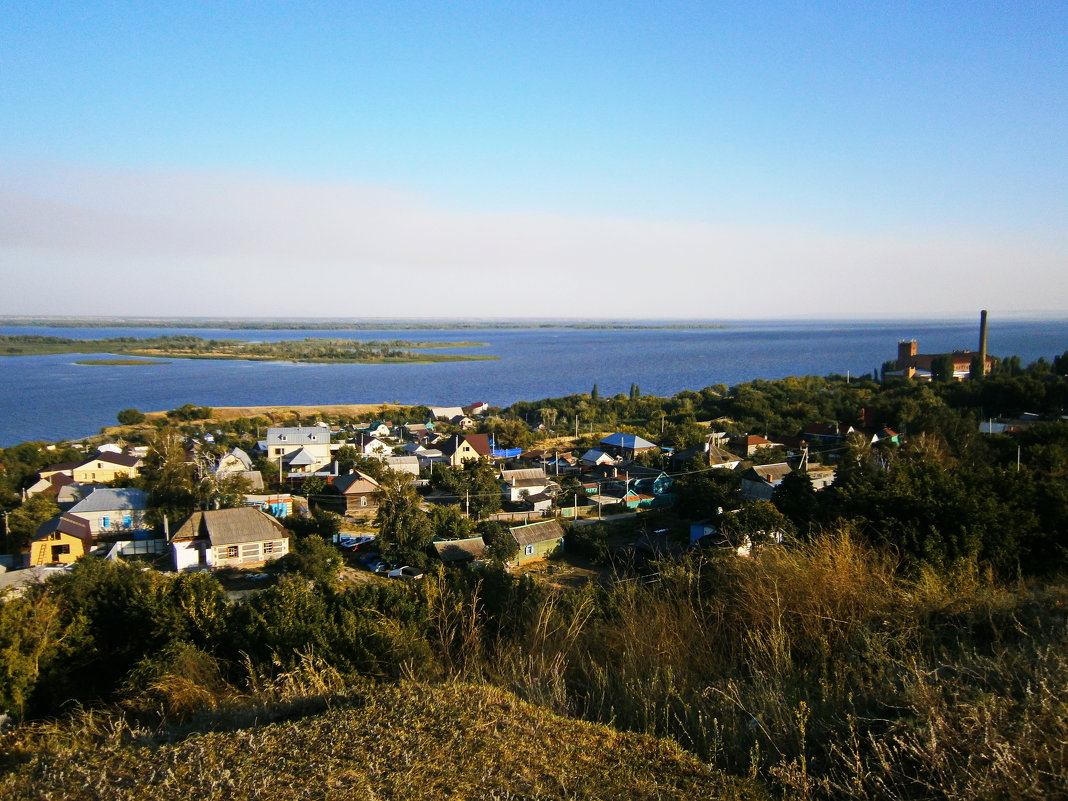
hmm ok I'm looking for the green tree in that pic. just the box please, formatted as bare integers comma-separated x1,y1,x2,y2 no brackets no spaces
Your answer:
277,535,343,587
6,495,61,552
428,503,474,541
116,408,146,425
720,500,795,545
375,470,432,564
140,429,197,525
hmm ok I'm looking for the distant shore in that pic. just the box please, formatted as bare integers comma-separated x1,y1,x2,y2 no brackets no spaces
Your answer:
0,316,730,331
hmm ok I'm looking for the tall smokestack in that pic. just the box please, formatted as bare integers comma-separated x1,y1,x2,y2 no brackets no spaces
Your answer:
978,309,989,377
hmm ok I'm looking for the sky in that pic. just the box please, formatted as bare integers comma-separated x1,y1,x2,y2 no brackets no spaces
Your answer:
1,1,1066,320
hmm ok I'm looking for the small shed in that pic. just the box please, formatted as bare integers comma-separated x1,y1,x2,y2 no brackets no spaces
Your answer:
509,520,565,566
432,536,487,564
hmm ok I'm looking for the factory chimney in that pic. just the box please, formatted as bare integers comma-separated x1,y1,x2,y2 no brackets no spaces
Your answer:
978,309,989,377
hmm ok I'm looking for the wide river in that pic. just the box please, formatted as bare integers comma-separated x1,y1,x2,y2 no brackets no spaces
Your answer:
0,318,1064,446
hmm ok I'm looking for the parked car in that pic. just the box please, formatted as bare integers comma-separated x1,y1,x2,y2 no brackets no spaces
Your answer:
387,566,425,581
337,535,359,549
367,558,390,574
350,534,377,550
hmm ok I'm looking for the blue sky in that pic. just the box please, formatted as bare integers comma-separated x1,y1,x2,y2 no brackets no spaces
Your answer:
2,1,1065,318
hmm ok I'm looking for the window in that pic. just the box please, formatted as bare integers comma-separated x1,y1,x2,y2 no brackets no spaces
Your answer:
122,515,132,528
360,496,368,507
263,541,276,554
226,545,238,559
525,544,534,556
101,516,110,530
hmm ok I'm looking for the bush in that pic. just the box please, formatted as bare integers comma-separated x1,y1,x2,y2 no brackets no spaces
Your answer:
116,408,145,425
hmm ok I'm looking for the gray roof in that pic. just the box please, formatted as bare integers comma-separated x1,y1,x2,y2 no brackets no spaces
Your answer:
219,447,253,471
285,447,318,466
67,488,149,515
509,519,565,548
266,427,332,446
748,463,792,483
172,507,288,546
432,536,487,562
501,468,548,484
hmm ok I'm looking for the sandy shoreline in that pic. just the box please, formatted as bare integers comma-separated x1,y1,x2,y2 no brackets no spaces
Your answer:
145,403,403,422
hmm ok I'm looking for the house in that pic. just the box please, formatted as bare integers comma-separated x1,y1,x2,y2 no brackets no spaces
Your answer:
451,415,477,430
28,515,93,566
264,427,335,475
65,488,151,538
403,422,435,444
509,520,565,566
801,423,855,444
330,470,382,516
741,463,792,501
349,433,393,459
806,465,837,490
430,406,466,421
70,452,142,483
24,471,77,500
500,467,552,502
216,447,254,474
730,435,785,457
598,433,658,461
385,455,421,477
580,449,617,466
467,402,490,416
432,536,487,564
171,507,290,571
244,493,294,518
671,442,741,470
439,434,492,467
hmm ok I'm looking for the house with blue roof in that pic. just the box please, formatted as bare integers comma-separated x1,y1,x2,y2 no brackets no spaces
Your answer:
598,432,659,461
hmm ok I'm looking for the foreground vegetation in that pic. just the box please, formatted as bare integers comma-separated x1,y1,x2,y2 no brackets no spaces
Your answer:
0,334,496,363
1,541,1065,800
2,354,1067,798
0,681,761,801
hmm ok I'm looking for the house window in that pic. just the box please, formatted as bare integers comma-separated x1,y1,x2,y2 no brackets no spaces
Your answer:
263,541,276,555
360,496,368,507
226,545,238,559
101,516,110,529
123,515,132,528
525,544,534,556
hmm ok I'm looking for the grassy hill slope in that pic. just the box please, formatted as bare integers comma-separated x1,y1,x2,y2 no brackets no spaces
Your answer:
0,682,766,801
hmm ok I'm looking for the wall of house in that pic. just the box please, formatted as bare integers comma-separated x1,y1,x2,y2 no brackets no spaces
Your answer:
515,537,563,566
29,533,87,565
211,539,289,568
78,509,148,537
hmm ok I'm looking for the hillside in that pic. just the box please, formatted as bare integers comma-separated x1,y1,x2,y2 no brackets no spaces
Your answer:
0,682,765,801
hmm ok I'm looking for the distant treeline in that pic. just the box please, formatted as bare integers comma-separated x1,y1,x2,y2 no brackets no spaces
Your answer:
0,317,730,331
0,334,495,363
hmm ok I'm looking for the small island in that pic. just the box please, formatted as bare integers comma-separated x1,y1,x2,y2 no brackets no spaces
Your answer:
0,334,497,364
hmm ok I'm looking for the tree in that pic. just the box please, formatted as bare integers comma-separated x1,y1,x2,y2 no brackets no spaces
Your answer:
116,408,146,425
591,384,600,402
432,460,502,521
930,354,955,382
6,495,61,552
630,383,641,400
139,429,196,525
428,503,474,541
719,500,795,545
375,470,432,563
277,535,342,587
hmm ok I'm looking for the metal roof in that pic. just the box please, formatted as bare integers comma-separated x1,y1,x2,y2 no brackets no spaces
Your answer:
266,427,332,446
67,488,149,514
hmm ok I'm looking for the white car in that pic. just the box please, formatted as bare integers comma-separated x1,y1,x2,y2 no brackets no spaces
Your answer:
387,566,425,581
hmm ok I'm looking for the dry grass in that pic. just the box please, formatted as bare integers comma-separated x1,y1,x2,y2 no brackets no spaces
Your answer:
0,683,766,801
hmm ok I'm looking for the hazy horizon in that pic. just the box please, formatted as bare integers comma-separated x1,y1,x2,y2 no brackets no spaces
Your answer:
3,3,1065,319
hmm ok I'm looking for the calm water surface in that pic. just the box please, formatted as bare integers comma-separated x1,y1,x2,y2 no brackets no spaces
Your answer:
0,319,1063,446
